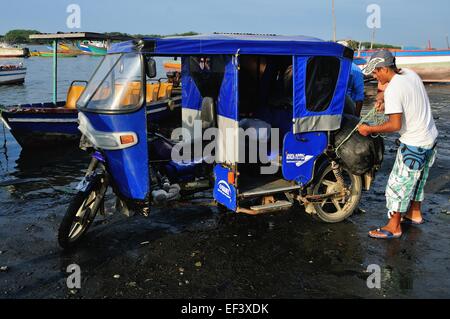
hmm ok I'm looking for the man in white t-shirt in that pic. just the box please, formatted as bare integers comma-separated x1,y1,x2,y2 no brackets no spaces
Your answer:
358,50,438,239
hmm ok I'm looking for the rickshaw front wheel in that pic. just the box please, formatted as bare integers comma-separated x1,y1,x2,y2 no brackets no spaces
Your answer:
58,174,107,249
309,163,362,223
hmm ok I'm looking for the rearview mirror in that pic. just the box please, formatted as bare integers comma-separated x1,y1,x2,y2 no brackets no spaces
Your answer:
146,57,157,78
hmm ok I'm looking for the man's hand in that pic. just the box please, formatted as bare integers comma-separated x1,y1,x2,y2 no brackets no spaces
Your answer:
357,113,401,137
358,124,372,136
375,91,385,112
375,100,385,113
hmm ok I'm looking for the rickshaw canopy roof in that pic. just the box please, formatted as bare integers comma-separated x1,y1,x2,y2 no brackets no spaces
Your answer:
109,33,352,58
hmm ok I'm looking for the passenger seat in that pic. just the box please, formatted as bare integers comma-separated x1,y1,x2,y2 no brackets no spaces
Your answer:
65,85,86,109
146,82,174,103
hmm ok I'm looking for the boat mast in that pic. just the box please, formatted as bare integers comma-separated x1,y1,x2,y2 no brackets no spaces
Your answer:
52,39,58,104
370,27,376,49
332,0,337,42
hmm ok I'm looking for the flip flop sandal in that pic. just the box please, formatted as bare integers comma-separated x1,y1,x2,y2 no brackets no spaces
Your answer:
401,216,425,225
368,228,402,239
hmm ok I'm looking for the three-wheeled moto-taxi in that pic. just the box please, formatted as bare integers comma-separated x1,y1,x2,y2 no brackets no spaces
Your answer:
58,34,383,249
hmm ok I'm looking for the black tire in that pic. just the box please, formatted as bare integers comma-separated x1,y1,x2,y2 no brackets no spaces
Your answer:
217,202,229,214
58,174,107,249
310,163,362,223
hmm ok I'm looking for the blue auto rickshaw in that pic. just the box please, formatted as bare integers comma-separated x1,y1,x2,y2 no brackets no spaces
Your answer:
58,34,383,249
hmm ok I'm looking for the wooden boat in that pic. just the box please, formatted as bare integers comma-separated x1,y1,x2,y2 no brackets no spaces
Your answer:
0,83,181,148
46,43,85,55
355,48,450,82
87,44,106,56
163,60,181,71
76,42,91,53
0,44,30,58
76,41,107,55
31,51,78,58
0,64,26,85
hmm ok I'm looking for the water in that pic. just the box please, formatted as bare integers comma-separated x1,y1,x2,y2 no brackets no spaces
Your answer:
0,47,102,188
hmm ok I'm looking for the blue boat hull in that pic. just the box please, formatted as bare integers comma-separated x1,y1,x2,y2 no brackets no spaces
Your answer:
0,96,181,148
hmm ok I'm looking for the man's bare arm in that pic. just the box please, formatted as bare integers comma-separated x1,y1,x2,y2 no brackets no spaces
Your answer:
358,113,402,136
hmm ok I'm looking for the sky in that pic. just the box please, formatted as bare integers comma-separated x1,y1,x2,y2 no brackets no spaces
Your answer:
1,0,449,48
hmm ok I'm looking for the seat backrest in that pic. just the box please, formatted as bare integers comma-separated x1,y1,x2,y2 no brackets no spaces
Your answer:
201,97,216,129
115,82,142,106
157,82,174,99
92,87,111,101
146,83,159,103
66,85,85,109
166,83,173,98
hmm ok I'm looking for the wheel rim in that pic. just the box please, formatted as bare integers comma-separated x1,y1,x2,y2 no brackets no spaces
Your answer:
313,166,358,217
68,189,100,242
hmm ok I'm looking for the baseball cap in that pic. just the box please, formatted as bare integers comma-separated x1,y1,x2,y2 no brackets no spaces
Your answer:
362,49,396,76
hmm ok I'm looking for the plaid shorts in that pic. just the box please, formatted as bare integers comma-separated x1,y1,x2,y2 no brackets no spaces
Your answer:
385,143,437,213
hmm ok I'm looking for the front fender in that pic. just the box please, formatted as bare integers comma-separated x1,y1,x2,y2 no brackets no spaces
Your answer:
76,172,106,193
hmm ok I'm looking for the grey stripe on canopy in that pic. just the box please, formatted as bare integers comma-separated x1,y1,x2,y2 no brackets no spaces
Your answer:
293,114,342,133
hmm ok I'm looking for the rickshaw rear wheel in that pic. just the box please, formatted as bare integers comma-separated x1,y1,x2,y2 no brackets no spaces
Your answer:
58,175,107,249
309,163,362,223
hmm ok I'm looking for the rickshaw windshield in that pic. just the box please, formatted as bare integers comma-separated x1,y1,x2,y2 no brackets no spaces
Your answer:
77,53,144,112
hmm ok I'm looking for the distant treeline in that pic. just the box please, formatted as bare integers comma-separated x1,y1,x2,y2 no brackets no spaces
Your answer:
0,29,199,44
340,39,401,50
1,29,43,44
104,31,199,39
360,41,401,49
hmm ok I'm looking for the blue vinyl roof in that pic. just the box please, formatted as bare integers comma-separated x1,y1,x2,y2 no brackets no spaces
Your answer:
109,33,351,57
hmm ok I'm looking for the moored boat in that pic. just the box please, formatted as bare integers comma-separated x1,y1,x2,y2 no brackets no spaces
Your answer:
0,84,181,148
355,48,450,82
76,42,91,53
76,41,107,55
30,51,78,58
87,44,107,56
0,63,27,85
0,43,30,58
163,60,181,71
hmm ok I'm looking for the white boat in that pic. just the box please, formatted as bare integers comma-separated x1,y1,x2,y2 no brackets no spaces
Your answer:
355,48,450,82
0,42,29,58
0,63,27,84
